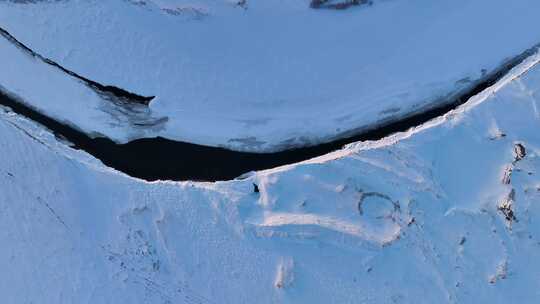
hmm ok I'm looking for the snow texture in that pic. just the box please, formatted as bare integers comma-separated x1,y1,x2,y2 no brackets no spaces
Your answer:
1,0,540,151
1,42,540,303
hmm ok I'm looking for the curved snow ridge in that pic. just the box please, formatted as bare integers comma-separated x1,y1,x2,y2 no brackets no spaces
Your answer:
240,49,540,179
239,48,540,249
1,40,536,182
5,37,540,303
1,40,538,183
344,49,540,157
3,0,540,152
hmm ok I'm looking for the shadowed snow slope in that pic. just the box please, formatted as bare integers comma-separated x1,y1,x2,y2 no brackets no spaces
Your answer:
1,47,540,303
1,0,540,151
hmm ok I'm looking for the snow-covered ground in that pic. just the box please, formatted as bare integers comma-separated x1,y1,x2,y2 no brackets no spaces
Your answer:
2,40,540,303
2,0,540,151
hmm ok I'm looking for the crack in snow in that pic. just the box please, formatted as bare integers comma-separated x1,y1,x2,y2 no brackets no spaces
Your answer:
0,26,155,106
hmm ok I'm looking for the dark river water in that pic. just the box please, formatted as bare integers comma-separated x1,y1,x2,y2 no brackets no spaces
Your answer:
0,27,536,181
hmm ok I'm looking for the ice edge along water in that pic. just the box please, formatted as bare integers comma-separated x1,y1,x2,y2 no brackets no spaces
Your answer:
0,21,539,181
3,0,540,152
259,50,540,178
3,45,540,303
